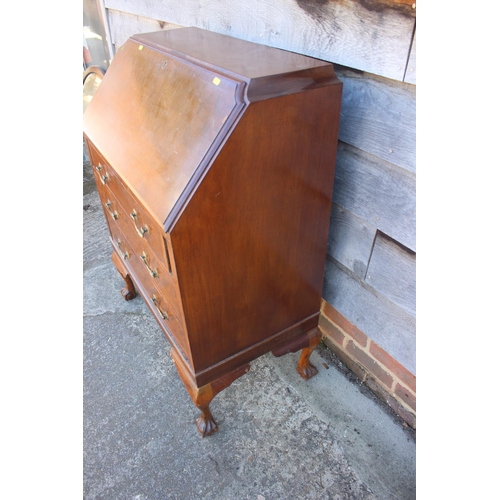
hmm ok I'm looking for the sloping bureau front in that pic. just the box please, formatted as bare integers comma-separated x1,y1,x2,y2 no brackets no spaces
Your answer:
83,27,342,437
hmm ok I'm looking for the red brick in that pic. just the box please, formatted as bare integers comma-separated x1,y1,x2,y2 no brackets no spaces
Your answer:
369,341,416,393
394,383,416,412
322,300,367,347
318,314,345,347
345,340,393,390
365,376,416,429
322,337,367,382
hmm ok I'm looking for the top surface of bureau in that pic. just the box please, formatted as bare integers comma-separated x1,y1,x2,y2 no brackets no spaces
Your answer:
133,27,331,80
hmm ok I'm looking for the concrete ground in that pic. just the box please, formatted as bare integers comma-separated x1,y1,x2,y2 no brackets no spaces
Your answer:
83,159,416,500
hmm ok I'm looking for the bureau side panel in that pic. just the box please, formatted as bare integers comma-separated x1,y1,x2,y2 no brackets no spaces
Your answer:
171,83,342,374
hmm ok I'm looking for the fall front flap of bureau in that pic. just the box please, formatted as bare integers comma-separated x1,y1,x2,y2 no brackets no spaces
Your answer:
82,32,245,231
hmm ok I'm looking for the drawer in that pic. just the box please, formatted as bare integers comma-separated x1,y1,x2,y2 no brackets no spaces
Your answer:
108,224,190,358
97,189,125,225
143,288,190,359
89,148,168,266
128,243,182,320
100,187,183,320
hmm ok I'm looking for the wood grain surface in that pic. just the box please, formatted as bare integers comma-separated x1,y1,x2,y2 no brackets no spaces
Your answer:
327,203,377,279
404,29,417,85
83,36,242,227
365,232,416,316
104,0,416,81
333,142,416,252
172,83,342,374
84,27,343,402
107,9,182,49
323,258,415,375
336,65,416,174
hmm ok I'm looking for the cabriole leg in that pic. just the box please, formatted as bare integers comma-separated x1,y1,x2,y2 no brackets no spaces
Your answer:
271,326,323,380
119,274,137,301
296,328,322,380
111,250,137,301
170,348,250,437
192,385,219,438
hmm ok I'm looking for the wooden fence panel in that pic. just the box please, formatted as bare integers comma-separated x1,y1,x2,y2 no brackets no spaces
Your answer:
336,66,416,173
327,203,376,279
323,258,416,375
104,0,415,81
333,142,416,252
365,232,416,316
107,9,181,49
404,29,417,85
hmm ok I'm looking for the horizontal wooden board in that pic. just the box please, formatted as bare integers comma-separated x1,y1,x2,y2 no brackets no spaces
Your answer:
335,66,416,173
104,0,415,81
327,203,377,279
404,28,416,85
323,258,415,375
333,142,416,252
107,9,181,49
365,232,416,316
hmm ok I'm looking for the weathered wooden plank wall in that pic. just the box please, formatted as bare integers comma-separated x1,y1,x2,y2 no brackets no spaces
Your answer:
336,66,416,173
404,29,417,85
366,233,416,317
107,9,181,49
323,258,416,373
327,204,376,279
333,142,416,251
101,0,417,376
104,0,416,81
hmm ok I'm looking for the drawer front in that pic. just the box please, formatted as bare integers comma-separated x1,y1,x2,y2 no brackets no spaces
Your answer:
98,184,183,320
108,223,190,357
89,146,168,267
138,276,190,358
126,240,182,320
97,190,124,225
143,289,190,357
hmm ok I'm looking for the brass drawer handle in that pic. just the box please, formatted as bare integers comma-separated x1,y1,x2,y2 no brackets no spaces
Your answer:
95,164,108,184
130,210,149,238
116,239,129,260
140,252,158,278
105,200,119,220
152,294,169,320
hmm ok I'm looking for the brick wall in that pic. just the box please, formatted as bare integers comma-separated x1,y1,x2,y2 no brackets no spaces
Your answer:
319,299,416,429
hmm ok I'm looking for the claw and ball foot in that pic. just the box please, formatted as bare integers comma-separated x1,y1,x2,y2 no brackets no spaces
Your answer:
195,400,219,438
272,327,322,380
296,328,322,380
187,382,221,438
170,348,250,437
120,274,137,301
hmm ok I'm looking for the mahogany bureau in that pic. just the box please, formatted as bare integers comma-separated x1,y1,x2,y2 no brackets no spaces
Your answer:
83,27,342,437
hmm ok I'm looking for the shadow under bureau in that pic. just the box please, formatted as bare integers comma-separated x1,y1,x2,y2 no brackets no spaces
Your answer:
83,27,342,437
